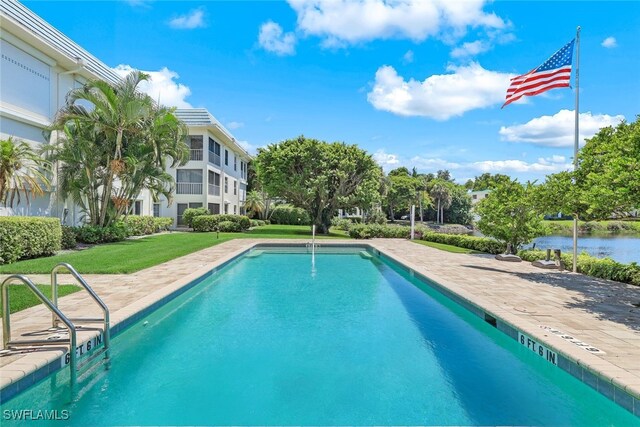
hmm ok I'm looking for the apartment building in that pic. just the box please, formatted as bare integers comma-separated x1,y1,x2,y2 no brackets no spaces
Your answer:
1,1,251,227
163,109,251,227
0,0,122,223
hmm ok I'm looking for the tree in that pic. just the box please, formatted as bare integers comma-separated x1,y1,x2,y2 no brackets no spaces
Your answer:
436,169,454,182
429,179,453,224
243,190,265,218
575,117,640,218
384,174,416,220
49,71,188,226
255,136,380,233
0,136,51,207
444,185,473,225
470,173,512,191
475,180,544,253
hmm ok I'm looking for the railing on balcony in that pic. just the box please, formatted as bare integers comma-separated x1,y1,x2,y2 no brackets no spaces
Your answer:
176,182,203,194
190,149,203,161
208,151,221,166
208,184,221,196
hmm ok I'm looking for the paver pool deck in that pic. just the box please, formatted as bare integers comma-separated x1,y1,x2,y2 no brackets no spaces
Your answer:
1,238,639,414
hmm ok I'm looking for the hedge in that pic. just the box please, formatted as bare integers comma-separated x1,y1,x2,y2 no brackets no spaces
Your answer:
192,214,251,232
74,223,129,244
250,219,267,227
347,224,505,254
61,225,77,249
182,208,209,228
123,215,172,236
0,217,62,264
270,205,311,225
519,249,640,286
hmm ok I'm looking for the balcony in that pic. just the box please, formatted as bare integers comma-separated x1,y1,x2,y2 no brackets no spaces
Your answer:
176,182,203,194
208,151,221,166
208,184,221,196
189,149,203,161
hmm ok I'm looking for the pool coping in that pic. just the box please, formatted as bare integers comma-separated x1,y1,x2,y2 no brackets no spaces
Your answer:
0,240,638,418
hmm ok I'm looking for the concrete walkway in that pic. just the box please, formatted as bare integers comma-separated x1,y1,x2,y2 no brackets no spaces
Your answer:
1,238,639,413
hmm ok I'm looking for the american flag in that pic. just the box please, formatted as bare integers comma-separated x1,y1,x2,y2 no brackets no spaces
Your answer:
503,39,575,108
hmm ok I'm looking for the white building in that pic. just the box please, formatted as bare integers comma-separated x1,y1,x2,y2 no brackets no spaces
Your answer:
0,1,251,227
1,0,122,223
160,109,251,227
468,190,491,205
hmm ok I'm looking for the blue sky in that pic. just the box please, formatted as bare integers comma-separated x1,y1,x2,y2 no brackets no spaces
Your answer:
25,0,640,183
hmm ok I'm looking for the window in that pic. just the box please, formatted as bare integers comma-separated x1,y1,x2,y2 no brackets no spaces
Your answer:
233,180,237,195
208,138,221,166
153,203,160,217
472,195,477,200
176,169,203,194
177,203,188,226
208,203,220,214
224,203,229,214
208,171,221,196
187,136,203,161
134,200,142,215
234,155,237,171
189,202,202,208
225,149,229,166
224,177,228,193
233,205,237,214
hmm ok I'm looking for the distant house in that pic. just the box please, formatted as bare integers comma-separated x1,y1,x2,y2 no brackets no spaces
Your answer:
468,190,491,205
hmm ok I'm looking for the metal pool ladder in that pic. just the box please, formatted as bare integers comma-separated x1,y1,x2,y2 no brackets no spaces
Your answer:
1,263,111,385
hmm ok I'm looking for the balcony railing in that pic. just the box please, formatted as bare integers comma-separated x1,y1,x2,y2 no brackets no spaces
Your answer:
208,184,221,196
190,149,203,161
208,151,221,166
176,182,203,194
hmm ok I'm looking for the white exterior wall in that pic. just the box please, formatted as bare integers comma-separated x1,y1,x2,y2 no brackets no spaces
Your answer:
0,28,93,224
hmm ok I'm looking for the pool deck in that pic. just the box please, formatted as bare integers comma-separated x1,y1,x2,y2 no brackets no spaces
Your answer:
1,238,639,415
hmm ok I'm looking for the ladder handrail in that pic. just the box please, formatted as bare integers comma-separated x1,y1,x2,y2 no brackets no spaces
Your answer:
50,263,110,358
1,274,77,383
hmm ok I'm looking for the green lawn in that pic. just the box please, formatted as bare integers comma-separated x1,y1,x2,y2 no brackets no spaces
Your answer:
411,239,483,254
0,225,348,275
0,284,80,315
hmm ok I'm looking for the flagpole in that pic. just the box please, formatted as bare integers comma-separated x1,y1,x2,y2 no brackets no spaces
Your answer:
572,26,581,273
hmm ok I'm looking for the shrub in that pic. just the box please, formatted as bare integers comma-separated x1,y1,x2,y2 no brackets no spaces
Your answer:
366,211,387,225
518,249,640,286
606,221,631,233
270,205,311,225
218,220,241,232
182,208,209,228
74,223,129,244
331,218,353,231
0,217,62,264
153,217,173,232
250,219,266,228
61,225,77,250
348,224,411,239
192,214,251,232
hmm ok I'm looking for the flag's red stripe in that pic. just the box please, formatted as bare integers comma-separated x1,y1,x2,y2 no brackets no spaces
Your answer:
510,66,572,84
508,67,572,88
507,73,571,96
502,82,572,107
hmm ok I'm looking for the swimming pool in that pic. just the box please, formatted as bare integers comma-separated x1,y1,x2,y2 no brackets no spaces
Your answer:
1,246,637,425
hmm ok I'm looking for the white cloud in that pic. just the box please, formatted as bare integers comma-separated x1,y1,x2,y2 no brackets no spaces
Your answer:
227,121,244,130
450,40,490,58
601,36,617,48
288,0,506,46
258,21,297,56
113,65,192,108
373,150,571,179
373,149,401,170
402,50,414,64
367,63,513,120
168,8,206,30
237,140,260,156
499,110,625,147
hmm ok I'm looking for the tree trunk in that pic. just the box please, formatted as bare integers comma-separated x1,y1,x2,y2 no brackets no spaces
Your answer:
436,199,440,224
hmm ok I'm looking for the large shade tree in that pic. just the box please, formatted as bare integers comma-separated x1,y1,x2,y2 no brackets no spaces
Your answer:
49,71,188,226
255,136,381,233
0,137,51,207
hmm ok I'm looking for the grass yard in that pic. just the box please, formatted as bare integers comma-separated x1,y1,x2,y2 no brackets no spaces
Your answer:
0,225,348,275
411,239,484,254
0,284,80,315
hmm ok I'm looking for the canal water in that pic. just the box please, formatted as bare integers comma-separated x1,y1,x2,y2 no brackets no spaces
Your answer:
529,234,640,264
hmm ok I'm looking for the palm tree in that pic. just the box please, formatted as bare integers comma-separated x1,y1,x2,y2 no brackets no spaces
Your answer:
243,190,265,218
52,71,153,226
429,180,452,224
49,71,188,226
0,136,51,207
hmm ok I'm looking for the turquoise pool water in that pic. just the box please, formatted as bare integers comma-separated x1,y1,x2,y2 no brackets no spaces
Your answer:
2,247,638,426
